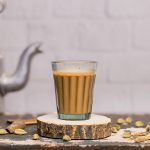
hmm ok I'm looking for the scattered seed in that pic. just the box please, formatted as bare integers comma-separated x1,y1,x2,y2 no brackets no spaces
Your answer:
0,129,8,135
111,126,118,133
135,121,144,127
124,130,131,133
123,132,131,138
111,124,121,133
14,129,27,135
63,135,71,141
117,118,125,124
122,130,131,138
115,124,121,130
33,133,40,140
134,136,150,143
125,117,133,124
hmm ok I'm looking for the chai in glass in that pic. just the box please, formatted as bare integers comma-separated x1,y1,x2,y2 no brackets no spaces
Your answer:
52,61,97,120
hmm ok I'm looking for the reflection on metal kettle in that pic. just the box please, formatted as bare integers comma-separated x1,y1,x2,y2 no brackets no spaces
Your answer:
0,1,43,96
0,43,42,96
0,0,6,13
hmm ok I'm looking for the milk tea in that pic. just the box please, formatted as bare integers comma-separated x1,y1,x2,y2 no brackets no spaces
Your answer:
53,71,95,115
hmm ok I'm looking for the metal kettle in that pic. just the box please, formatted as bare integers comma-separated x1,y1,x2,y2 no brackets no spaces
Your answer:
0,43,42,96
0,0,43,96
0,0,6,13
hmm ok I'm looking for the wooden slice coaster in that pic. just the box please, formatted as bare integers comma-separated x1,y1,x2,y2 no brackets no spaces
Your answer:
37,114,112,139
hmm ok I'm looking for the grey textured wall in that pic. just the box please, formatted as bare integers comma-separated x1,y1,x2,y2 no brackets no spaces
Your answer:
0,0,150,114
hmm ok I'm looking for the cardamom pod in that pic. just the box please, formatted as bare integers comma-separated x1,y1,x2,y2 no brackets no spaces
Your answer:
124,130,131,133
111,126,118,133
117,118,125,124
0,129,8,135
135,121,144,127
33,133,40,140
122,130,131,138
63,135,71,141
14,129,27,135
115,124,121,130
125,117,133,124
111,124,121,133
146,124,150,132
134,136,150,143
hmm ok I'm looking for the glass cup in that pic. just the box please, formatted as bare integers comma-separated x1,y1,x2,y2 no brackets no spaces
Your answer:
52,60,97,120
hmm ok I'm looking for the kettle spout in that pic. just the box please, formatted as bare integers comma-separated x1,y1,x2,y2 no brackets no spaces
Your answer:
0,42,42,96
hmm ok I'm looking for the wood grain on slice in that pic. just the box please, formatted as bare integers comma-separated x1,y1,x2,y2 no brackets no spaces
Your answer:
37,114,112,139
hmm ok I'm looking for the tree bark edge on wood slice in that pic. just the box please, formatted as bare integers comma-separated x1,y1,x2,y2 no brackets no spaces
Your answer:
37,114,112,139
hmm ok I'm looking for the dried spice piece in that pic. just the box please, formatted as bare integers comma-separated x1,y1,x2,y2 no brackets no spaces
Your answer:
122,130,131,138
63,135,71,141
6,121,26,133
0,129,8,135
6,118,37,134
146,124,150,132
111,126,118,133
7,120,13,124
134,136,150,143
33,133,40,140
14,129,27,135
135,121,144,127
117,118,125,125
131,132,148,137
125,117,133,124
115,124,121,130
111,124,121,133
7,118,37,125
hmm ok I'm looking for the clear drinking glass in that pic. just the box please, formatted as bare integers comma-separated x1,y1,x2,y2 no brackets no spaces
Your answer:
52,60,97,120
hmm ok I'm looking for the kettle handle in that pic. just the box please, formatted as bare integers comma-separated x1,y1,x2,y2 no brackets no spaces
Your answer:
0,0,6,13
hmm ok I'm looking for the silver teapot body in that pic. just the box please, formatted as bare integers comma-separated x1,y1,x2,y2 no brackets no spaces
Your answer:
0,0,42,113
0,43,42,96
0,56,4,113
0,0,6,13
0,43,42,114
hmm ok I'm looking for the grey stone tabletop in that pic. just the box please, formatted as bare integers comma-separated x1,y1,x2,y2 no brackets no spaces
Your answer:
0,114,150,150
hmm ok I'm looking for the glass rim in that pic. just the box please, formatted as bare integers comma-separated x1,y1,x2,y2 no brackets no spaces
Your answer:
51,60,97,64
